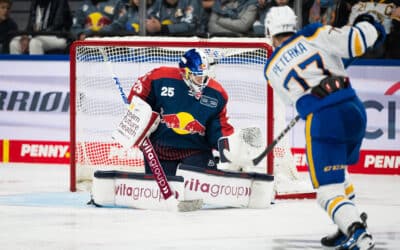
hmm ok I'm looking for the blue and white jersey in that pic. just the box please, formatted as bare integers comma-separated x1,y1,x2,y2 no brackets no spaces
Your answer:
264,22,379,110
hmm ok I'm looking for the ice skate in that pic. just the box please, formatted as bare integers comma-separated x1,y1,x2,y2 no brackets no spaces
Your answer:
321,212,368,249
321,228,346,249
336,221,375,250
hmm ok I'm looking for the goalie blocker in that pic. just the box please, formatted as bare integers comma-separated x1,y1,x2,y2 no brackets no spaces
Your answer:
112,95,160,149
91,164,274,211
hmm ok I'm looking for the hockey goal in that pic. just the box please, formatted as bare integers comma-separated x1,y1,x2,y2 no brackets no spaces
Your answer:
69,37,315,199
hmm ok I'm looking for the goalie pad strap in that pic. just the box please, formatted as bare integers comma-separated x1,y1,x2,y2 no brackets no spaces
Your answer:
94,170,183,182
179,164,274,181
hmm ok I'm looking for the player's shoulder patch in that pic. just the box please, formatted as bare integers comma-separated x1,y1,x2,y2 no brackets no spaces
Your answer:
297,22,324,38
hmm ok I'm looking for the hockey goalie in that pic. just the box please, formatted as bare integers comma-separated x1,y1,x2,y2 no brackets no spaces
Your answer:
90,48,274,211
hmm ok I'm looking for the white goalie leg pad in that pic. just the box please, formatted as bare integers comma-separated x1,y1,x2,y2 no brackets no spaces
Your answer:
91,170,184,211
112,95,160,149
177,164,251,208
217,127,265,171
177,164,274,208
248,173,275,208
317,183,361,234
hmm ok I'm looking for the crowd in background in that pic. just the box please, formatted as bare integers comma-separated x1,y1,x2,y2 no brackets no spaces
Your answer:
0,0,399,58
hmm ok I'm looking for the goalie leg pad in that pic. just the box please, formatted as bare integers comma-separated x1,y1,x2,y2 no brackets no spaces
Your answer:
177,164,274,208
91,170,185,211
177,164,252,208
248,173,275,209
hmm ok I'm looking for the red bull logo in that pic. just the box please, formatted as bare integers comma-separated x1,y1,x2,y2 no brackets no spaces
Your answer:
161,112,205,136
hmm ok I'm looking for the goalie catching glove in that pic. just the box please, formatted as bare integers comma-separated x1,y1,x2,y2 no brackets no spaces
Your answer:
112,95,160,148
217,127,265,171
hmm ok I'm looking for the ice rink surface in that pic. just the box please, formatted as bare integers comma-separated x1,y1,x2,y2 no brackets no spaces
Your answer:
0,163,399,250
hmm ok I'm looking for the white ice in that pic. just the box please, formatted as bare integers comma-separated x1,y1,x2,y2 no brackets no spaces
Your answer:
0,163,399,250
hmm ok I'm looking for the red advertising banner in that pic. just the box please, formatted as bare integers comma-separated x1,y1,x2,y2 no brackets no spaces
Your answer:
292,148,400,175
2,139,398,175
0,139,144,167
6,140,70,164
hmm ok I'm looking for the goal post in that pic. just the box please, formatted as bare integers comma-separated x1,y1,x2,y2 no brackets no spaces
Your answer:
69,37,314,199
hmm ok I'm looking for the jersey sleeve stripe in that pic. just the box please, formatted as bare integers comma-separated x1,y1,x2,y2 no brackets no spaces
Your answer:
218,106,234,137
348,29,354,58
354,32,363,56
351,26,368,57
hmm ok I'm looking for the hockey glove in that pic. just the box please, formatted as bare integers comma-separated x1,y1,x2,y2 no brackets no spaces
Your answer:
353,13,386,49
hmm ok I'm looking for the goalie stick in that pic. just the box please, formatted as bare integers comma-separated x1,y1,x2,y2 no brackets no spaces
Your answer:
99,48,175,201
252,115,300,166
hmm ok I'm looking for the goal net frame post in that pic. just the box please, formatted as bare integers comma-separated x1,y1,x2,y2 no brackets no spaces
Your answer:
69,38,282,194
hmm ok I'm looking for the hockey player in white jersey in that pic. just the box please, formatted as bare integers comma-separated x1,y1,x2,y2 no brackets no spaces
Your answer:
263,6,386,250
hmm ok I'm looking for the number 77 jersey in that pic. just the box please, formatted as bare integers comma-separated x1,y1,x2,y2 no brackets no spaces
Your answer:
264,22,379,107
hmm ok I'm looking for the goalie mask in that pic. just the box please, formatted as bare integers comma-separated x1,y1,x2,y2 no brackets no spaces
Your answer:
179,49,211,99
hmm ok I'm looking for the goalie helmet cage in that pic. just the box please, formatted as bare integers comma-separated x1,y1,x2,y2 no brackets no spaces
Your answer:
69,38,315,199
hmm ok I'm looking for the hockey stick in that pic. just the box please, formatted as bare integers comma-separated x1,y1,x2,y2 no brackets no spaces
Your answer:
99,48,175,201
252,114,300,166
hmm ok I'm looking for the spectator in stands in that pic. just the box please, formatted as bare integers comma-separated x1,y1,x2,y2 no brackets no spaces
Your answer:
333,0,400,59
387,2,400,58
101,0,155,35
252,0,269,36
197,0,215,35
208,0,258,37
300,0,317,27
145,0,201,36
252,0,291,37
0,0,18,53
308,0,336,25
9,0,72,55
332,0,357,27
71,0,125,40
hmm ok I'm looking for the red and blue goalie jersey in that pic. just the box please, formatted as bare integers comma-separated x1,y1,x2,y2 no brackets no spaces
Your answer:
127,66,234,158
